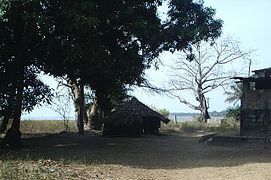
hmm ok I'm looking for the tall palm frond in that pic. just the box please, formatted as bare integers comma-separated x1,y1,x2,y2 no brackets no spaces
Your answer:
225,83,243,106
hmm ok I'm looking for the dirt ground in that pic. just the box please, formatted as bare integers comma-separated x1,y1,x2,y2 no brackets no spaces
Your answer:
3,131,271,180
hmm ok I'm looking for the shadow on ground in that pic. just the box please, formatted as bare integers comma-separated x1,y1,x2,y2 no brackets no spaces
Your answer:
1,131,271,170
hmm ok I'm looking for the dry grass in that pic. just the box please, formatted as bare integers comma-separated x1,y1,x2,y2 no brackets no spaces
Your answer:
161,118,239,133
20,120,77,134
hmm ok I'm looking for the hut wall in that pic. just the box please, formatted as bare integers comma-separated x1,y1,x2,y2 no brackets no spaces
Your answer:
102,121,142,137
241,89,271,136
142,117,160,134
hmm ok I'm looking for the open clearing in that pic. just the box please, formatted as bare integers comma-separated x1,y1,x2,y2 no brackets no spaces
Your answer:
1,131,271,179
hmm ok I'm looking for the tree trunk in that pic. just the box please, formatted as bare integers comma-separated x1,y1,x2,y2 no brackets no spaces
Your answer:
71,79,88,134
1,21,37,148
0,77,19,133
202,96,211,123
197,87,211,123
87,96,103,130
80,85,89,130
71,80,84,134
0,110,11,133
199,94,210,123
1,67,24,149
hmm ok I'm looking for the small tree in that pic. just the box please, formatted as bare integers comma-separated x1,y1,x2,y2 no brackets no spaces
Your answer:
49,85,72,132
225,106,240,121
150,105,170,118
224,83,243,121
224,83,243,106
168,36,253,123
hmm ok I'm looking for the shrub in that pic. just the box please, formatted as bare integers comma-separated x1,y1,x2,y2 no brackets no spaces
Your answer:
225,106,240,121
149,105,170,118
221,117,239,130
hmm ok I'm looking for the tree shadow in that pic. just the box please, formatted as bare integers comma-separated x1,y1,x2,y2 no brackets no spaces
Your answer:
2,132,271,170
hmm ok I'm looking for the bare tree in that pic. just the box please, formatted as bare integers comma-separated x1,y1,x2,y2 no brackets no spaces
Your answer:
49,84,73,132
54,77,89,134
168,36,253,123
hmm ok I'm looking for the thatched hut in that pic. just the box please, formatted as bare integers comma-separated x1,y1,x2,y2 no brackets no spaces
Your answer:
102,97,170,137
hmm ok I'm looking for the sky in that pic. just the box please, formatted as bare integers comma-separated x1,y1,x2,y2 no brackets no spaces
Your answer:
22,0,271,119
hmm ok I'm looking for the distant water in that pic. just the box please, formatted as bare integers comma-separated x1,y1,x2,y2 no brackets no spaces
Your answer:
21,116,75,121
168,115,196,122
21,114,222,121
23,115,193,121
168,114,224,122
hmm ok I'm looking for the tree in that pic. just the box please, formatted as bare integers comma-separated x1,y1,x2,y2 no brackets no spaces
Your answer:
86,0,223,115
168,36,252,123
49,82,73,132
36,0,222,133
38,0,100,134
224,82,243,121
84,0,223,127
0,0,52,147
41,0,165,133
164,0,223,51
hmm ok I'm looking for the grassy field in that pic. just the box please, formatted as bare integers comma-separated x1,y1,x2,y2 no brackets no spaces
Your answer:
19,120,77,134
1,118,239,136
1,119,259,180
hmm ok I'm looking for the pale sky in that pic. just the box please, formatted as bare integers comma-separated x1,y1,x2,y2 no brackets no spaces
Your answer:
23,1,271,119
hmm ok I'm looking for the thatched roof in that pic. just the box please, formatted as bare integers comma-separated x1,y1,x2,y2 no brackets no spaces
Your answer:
103,97,170,125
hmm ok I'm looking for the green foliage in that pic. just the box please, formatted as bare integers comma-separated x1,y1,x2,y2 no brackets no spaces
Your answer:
0,0,53,133
150,105,170,118
40,0,164,114
225,106,240,121
165,0,223,51
158,108,170,118
41,0,222,114
225,83,243,106
220,117,239,130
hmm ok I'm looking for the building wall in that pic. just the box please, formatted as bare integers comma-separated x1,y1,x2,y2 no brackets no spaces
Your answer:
241,89,271,136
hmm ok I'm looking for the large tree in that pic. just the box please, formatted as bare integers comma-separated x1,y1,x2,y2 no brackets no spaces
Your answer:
40,0,164,132
0,0,52,147
85,0,223,121
168,36,252,122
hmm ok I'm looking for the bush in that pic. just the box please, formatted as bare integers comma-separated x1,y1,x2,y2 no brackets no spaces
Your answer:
221,117,239,130
149,105,170,118
160,121,182,133
225,106,240,121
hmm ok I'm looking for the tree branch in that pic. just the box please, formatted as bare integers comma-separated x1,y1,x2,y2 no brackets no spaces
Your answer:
169,92,200,111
